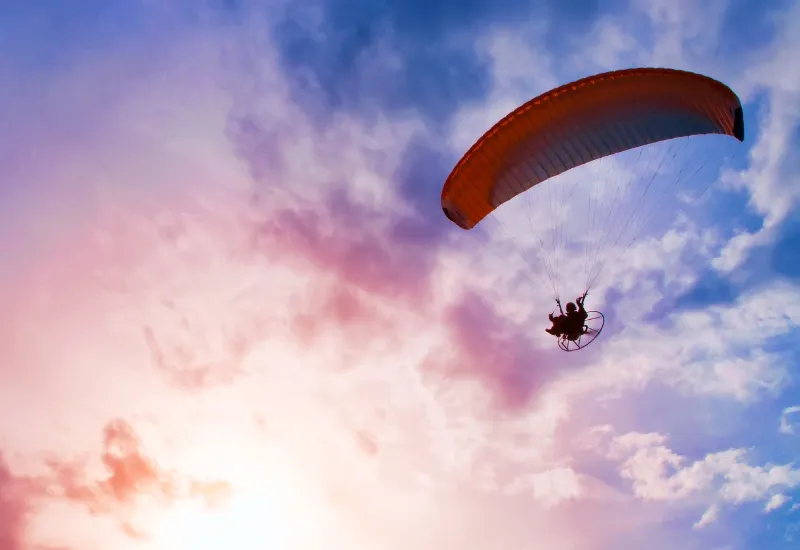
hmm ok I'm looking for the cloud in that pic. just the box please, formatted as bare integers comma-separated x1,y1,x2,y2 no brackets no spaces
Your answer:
765,493,789,513
1,0,800,549
711,2,800,272
504,467,583,506
426,289,557,409
544,280,798,418
46,419,174,508
39,419,232,541
779,405,800,435
694,504,720,529
606,430,800,525
0,453,31,550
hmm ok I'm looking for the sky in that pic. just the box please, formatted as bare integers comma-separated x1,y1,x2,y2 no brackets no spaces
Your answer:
1,0,800,548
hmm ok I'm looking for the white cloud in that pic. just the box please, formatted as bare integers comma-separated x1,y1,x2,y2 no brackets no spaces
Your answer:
572,17,640,71
608,431,670,460
765,493,789,512
605,430,800,526
448,25,558,154
694,504,720,528
779,405,800,435
504,467,583,507
545,281,798,411
712,2,800,271
635,0,730,68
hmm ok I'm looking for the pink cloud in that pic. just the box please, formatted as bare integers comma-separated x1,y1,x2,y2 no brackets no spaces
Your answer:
426,289,556,409
249,188,440,306
0,454,29,550
40,419,232,541
289,281,398,347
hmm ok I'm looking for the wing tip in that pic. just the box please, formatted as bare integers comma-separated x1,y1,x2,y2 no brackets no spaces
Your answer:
733,106,745,142
442,200,472,230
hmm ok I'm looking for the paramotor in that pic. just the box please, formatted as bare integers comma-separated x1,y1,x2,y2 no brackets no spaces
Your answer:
441,67,745,351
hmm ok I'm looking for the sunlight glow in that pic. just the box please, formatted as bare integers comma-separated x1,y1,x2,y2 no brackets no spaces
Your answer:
156,488,294,550
151,454,333,550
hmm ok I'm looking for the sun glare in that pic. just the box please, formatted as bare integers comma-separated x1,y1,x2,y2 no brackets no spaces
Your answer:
151,454,333,550
155,488,295,550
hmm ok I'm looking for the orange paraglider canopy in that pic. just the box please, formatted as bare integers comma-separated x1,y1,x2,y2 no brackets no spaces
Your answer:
441,68,745,230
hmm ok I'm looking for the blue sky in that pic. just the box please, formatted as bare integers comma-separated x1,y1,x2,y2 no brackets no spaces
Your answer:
1,0,799,549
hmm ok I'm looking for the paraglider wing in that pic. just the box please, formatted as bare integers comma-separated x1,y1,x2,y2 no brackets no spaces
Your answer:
441,68,745,230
